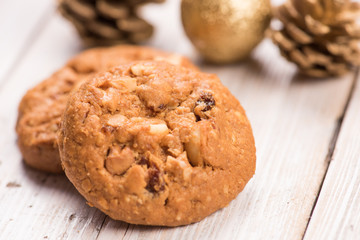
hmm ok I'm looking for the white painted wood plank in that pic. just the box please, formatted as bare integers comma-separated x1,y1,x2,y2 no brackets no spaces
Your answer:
0,14,100,240
304,72,360,240
0,0,53,84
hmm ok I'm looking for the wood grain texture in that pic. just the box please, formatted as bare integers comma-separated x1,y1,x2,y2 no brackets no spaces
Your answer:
0,0,53,84
304,72,360,240
0,0,359,239
0,15,100,240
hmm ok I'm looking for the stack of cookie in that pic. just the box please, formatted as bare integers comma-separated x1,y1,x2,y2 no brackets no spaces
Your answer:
16,46,256,226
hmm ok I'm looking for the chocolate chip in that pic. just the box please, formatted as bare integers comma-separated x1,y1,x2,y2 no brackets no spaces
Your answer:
195,115,201,122
196,92,215,111
146,165,165,193
194,92,216,121
137,157,165,193
137,156,150,167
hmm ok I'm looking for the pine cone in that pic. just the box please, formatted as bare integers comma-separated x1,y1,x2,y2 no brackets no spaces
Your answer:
271,0,360,77
59,0,165,46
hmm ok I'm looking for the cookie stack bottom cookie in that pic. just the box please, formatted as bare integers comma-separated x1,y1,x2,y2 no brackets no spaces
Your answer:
16,45,196,173
59,61,256,226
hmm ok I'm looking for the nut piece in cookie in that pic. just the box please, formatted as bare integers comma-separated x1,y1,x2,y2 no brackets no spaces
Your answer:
59,61,256,226
105,146,134,175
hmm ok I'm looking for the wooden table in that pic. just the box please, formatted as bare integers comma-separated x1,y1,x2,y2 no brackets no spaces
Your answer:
1,0,359,239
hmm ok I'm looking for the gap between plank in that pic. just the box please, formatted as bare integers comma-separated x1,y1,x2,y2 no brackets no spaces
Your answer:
95,216,108,239
122,224,131,240
95,216,130,240
301,68,360,240
0,5,54,91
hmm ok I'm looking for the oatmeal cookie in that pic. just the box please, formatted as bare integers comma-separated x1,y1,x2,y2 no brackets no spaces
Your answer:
59,61,256,226
16,45,195,173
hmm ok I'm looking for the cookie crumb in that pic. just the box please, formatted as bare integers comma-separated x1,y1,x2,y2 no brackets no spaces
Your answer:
6,182,21,188
69,213,76,221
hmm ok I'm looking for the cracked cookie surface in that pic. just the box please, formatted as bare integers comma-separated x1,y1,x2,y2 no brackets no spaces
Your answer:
59,61,256,226
16,45,195,173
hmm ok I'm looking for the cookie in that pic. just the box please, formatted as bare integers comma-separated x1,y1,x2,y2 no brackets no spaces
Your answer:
16,45,196,173
59,61,256,226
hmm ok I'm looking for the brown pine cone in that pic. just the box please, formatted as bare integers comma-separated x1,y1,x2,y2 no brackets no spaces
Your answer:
270,0,360,77
58,0,165,46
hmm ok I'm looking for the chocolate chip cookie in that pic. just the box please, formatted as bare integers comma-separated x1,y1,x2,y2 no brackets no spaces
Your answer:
59,61,256,226
16,45,196,173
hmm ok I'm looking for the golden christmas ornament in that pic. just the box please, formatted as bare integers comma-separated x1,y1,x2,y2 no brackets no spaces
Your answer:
181,0,271,64
270,0,360,77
